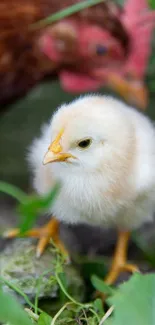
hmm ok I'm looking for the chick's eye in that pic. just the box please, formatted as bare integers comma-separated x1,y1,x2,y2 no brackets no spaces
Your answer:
77,138,92,149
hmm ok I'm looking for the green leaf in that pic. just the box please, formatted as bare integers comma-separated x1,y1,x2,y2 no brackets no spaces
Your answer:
0,181,26,203
18,183,60,234
104,319,114,325
0,288,33,325
38,312,52,325
31,0,104,29
149,0,155,9
0,275,39,312
0,180,60,234
93,298,104,316
91,275,115,296
108,273,155,325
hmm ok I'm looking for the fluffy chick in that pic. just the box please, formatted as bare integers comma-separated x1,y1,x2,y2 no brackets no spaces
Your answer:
27,95,155,284
5,95,155,284
30,95,155,228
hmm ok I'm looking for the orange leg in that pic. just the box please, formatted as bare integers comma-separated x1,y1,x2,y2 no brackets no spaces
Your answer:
105,231,139,285
3,218,68,258
96,231,139,301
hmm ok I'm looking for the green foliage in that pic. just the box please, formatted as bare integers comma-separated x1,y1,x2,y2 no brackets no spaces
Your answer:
0,181,60,234
149,0,155,9
0,181,27,203
1,171,155,325
18,183,60,234
93,298,104,318
1,177,155,325
108,273,155,325
91,275,115,296
0,275,40,312
0,287,33,325
31,0,104,29
38,312,52,325
1,269,155,324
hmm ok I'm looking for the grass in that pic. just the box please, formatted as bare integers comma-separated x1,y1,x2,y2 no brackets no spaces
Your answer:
0,228,104,325
1,245,155,325
31,0,104,30
1,180,155,324
0,181,60,235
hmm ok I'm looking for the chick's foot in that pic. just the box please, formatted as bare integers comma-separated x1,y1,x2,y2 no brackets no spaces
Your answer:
3,218,68,258
105,230,139,285
95,231,139,302
104,260,139,285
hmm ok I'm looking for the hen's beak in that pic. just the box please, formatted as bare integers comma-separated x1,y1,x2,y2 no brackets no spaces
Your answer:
43,128,76,165
107,73,148,110
94,70,148,110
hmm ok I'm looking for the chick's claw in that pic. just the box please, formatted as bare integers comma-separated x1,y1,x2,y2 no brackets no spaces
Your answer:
3,228,19,238
95,231,139,301
104,230,139,285
95,262,139,304
121,263,139,274
104,261,139,286
3,218,68,259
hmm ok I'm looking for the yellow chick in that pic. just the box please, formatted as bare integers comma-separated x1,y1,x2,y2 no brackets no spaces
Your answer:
6,95,155,285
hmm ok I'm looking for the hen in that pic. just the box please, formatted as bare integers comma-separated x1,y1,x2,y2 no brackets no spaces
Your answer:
1,0,154,109
40,0,155,109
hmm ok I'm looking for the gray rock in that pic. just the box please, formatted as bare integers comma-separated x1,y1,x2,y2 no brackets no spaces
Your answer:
0,239,84,305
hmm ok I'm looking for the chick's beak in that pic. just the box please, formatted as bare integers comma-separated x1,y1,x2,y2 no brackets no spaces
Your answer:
43,129,76,165
43,150,75,165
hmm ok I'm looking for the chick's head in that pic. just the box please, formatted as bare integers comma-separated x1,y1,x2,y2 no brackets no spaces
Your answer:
43,95,134,176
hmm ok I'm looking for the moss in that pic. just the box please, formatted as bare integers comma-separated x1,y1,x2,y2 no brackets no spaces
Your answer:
0,239,84,306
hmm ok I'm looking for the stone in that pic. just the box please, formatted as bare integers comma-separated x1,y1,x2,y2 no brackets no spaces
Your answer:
0,238,84,306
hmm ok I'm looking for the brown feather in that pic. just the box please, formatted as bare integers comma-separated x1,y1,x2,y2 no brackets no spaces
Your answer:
0,0,129,107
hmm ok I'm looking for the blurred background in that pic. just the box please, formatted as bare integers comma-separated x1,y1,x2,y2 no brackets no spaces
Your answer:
0,0,155,262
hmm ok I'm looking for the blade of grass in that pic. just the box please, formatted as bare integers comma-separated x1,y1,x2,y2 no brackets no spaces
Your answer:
34,269,54,315
0,181,27,203
55,271,85,307
91,275,115,296
51,302,74,325
0,276,42,313
55,271,101,322
31,0,104,29
18,183,60,234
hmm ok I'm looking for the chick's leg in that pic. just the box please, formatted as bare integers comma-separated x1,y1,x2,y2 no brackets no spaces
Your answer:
3,218,68,258
105,231,139,285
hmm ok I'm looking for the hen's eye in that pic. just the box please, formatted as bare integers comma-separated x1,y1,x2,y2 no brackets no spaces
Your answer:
96,44,107,56
77,138,92,149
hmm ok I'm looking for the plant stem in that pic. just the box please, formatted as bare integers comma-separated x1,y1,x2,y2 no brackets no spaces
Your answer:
56,271,90,308
31,0,104,29
0,276,42,313
51,302,73,325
